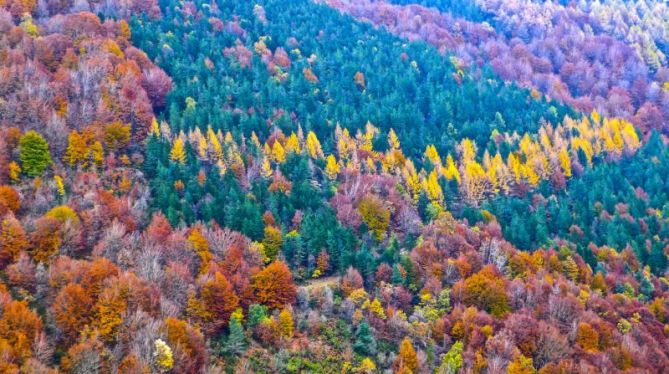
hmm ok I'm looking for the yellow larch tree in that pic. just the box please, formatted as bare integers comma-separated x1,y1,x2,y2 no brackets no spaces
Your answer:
324,154,340,181
170,138,186,164
424,144,441,167
558,148,572,177
423,170,443,203
306,131,324,159
443,154,461,183
207,127,223,160
388,128,400,150
284,132,301,154
268,141,286,163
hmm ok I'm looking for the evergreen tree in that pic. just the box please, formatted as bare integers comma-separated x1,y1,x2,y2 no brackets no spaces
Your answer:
19,131,52,176
353,321,377,356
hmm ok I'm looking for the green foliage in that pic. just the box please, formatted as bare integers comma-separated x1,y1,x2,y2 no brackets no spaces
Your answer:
247,304,269,328
353,320,377,356
480,132,669,274
438,341,463,374
221,317,246,356
19,131,52,176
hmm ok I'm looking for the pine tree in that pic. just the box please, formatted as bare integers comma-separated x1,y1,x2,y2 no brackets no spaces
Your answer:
353,321,377,356
19,131,52,176
222,314,246,355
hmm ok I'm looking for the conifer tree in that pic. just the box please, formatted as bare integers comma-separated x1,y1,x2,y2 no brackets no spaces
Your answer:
19,131,52,176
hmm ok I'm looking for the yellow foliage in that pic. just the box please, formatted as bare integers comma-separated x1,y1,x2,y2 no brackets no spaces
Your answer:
388,128,400,150
348,288,368,305
278,308,294,338
271,141,286,163
306,131,323,159
558,148,572,177
424,144,440,166
443,154,460,183
9,162,21,183
150,117,160,136
170,138,186,164
153,339,174,372
54,176,65,196
261,157,273,178
46,205,79,225
422,170,443,203
358,358,376,373
325,154,340,180
285,132,301,154
368,298,386,320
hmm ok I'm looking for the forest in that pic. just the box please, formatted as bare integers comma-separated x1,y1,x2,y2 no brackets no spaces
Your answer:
0,0,668,373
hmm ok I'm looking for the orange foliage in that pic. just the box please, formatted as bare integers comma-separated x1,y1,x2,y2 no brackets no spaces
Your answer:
53,283,94,343
252,260,296,310
0,186,20,215
0,300,42,365
576,322,599,352
30,217,61,263
0,214,28,268
456,265,510,317
394,337,418,373
199,272,239,335
164,317,206,374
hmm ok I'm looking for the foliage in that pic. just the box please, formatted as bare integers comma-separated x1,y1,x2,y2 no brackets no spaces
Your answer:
19,131,52,177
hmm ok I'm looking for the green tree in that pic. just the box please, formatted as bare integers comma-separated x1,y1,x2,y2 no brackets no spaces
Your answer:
353,320,377,356
19,131,52,176
221,316,246,355
438,341,463,374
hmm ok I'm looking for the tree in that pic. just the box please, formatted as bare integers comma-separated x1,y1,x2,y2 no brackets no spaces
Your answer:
341,267,364,296
507,353,535,374
394,337,418,373
576,322,599,352
222,312,246,355
104,122,131,152
0,215,28,268
170,138,186,164
438,341,463,374
252,260,296,309
53,283,94,344
153,339,174,373
188,228,212,274
0,186,20,215
30,217,61,263
164,317,206,373
306,131,323,159
262,226,283,262
353,321,377,356
457,265,510,317
358,195,390,241
64,130,88,166
19,131,52,176
201,272,240,335
277,308,294,339
324,155,340,180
